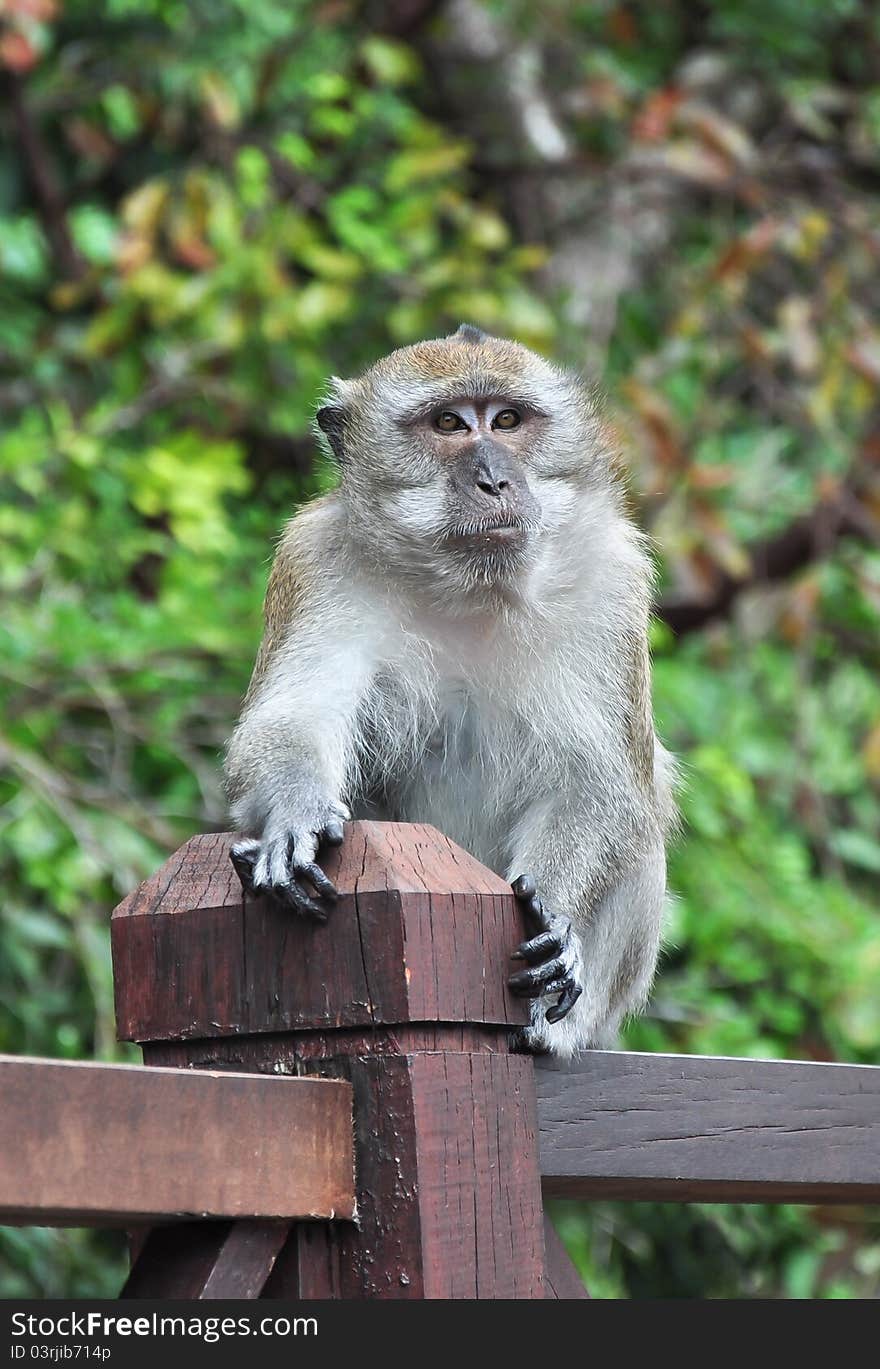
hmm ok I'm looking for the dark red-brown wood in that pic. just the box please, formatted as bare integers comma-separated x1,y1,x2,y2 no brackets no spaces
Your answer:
0,1054,353,1226
115,822,546,1300
121,1221,292,1299
148,1034,545,1299
537,1050,880,1203
542,1214,590,1300
112,824,527,1042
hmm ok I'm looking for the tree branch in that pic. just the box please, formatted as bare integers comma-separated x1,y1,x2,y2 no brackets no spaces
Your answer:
366,0,447,38
656,468,880,635
6,71,85,281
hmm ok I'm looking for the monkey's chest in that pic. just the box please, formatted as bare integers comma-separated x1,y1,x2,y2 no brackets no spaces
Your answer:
385,686,517,871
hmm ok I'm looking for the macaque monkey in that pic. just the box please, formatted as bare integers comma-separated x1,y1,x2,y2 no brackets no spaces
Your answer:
225,324,676,1056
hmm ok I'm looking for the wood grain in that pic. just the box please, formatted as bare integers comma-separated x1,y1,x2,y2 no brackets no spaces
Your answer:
112,823,528,1042
410,1050,545,1298
0,1054,353,1225
537,1049,880,1203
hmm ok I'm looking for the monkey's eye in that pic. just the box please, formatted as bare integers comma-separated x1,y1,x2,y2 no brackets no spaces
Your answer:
492,409,521,430
435,411,466,432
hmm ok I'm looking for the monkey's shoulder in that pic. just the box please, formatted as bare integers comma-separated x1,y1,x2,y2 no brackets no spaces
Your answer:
275,492,347,565
251,495,356,675
266,494,354,602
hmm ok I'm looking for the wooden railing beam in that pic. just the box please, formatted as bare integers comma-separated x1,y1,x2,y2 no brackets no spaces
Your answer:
537,1050,880,1204
0,1054,353,1226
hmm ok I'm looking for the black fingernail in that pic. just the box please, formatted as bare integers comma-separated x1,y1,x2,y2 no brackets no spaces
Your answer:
229,851,255,890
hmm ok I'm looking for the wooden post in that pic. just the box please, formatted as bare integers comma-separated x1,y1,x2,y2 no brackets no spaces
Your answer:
112,821,547,1299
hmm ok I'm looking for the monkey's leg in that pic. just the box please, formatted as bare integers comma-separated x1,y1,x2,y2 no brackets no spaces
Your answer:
507,874,583,1023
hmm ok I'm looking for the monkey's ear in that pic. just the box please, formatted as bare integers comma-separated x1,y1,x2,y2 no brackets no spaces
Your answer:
455,322,488,344
315,405,347,464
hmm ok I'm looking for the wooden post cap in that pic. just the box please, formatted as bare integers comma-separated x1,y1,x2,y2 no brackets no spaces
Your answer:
112,821,529,1044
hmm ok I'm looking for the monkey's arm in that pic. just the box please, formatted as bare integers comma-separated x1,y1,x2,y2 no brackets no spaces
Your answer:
224,518,375,916
505,731,670,1055
505,611,673,1052
507,813,666,1054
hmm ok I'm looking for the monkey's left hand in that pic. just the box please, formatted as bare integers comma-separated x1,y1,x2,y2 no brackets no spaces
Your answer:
508,875,583,1023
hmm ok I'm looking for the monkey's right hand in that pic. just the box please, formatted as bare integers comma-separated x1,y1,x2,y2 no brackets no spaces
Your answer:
229,801,349,921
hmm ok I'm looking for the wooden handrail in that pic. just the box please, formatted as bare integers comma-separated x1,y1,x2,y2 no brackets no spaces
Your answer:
537,1049,880,1203
0,1054,354,1226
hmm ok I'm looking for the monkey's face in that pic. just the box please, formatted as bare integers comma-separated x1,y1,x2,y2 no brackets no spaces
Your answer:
317,328,608,594
404,397,542,563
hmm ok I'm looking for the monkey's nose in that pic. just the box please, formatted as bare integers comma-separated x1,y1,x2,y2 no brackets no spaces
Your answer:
475,459,509,497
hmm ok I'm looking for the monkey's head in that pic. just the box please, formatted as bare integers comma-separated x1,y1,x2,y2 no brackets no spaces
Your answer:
316,324,611,596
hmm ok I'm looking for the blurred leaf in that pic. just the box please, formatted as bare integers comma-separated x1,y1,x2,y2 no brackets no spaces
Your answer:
360,35,419,87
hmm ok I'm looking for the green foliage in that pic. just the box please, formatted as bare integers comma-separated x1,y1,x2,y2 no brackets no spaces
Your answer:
1,0,879,1298
0,0,551,1298
0,1229,126,1301
527,0,880,1298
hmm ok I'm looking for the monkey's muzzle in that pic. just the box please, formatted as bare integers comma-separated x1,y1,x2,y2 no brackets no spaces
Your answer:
447,518,531,547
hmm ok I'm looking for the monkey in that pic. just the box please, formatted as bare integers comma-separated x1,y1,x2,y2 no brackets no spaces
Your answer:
224,323,677,1057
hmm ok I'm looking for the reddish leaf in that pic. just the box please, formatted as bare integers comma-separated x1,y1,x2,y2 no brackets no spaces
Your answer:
171,233,216,271
712,217,779,281
0,28,36,70
688,464,734,491
632,87,683,143
4,0,58,17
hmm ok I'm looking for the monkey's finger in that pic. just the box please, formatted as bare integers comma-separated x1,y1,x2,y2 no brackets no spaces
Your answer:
321,819,345,847
270,879,330,922
511,929,564,963
230,845,258,892
242,872,327,920
511,873,537,901
510,956,567,989
507,981,544,1000
295,861,338,901
526,895,552,928
525,898,553,933
546,982,583,1024
511,876,557,937
508,957,567,996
